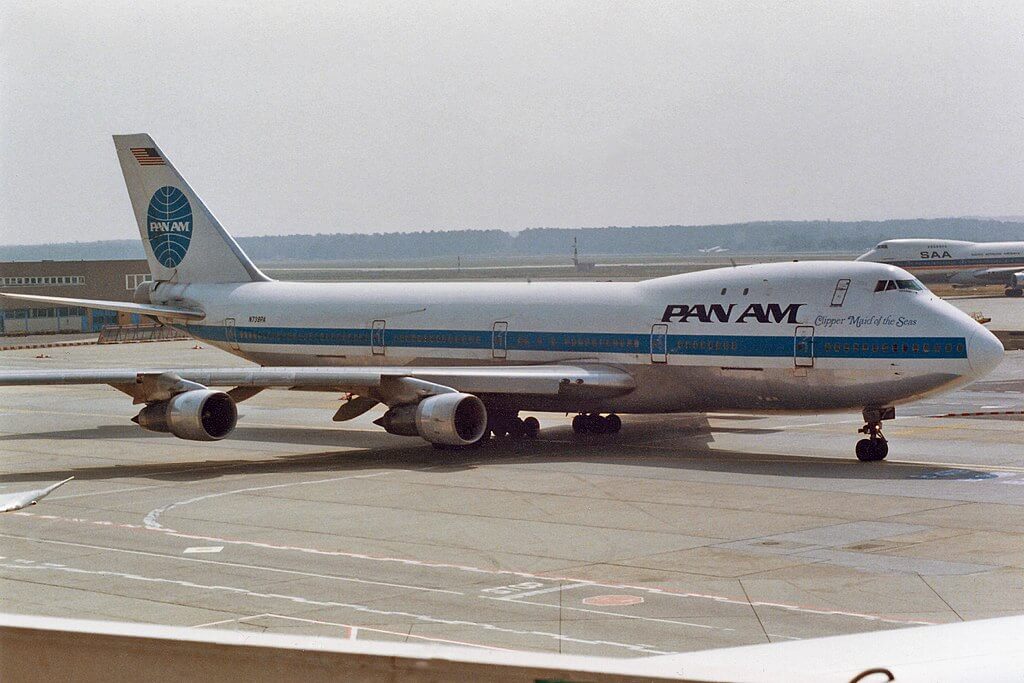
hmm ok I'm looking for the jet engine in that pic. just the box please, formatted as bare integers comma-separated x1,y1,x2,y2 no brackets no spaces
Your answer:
375,393,487,446
133,389,238,441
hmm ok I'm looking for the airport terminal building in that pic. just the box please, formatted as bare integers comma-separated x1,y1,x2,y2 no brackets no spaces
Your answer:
0,259,150,335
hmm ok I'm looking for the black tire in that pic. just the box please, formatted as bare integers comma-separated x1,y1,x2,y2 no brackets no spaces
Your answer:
1007,288,1024,298
507,417,526,439
522,416,540,438
572,414,588,434
856,439,873,461
587,413,607,434
605,414,622,434
870,439,888,461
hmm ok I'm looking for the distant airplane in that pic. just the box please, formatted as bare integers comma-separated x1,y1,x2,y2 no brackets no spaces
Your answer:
698,246,729,254
858,239,1024,296
0,135,1004,461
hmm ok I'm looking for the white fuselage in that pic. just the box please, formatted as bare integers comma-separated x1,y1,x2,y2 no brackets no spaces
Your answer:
153,261,1001,415
857,239,1024,285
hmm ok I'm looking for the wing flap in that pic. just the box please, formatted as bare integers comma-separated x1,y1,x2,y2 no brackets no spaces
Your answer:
0,292,204,321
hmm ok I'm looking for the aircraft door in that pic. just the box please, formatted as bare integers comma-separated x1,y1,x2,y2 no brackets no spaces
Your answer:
224,318,239,350
651,324,668,363
831,279,851,307
492,321,508,359
794,325,814,367
371,319,386,355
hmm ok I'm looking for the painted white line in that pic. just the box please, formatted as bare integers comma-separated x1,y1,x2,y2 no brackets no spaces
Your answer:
0,559,675,656
263,614,521,651
190,615,259,629
183,546,224,554
143,471,391,531
50,484,165,501
496,582,590,600
0,534,463,596
485,596,734,632
6,512,935,626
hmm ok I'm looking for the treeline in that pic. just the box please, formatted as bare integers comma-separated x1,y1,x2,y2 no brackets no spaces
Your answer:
3,218,1022,263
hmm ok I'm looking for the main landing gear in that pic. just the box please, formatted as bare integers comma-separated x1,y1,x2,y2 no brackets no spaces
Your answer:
1004,287,1023,298
488,411,540,440
572,413,622,435
856,406,894,462
432,410,539,450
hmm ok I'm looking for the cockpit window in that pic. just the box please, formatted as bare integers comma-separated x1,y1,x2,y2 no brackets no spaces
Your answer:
875,279,923,292
875,243,888,249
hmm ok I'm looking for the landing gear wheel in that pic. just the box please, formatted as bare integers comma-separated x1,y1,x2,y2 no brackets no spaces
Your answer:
1006,287,1023,298
856,410,891,461
488,410,518,438
507,417,526,439
604,414,622,434
586,413,607,434
522,416,540,439
572,414,588,434
855,439,873,461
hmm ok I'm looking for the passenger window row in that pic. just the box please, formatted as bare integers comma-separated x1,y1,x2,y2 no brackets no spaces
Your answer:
821,341,962,355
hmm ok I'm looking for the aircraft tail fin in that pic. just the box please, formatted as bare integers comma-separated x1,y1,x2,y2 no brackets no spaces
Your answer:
113,134,269,284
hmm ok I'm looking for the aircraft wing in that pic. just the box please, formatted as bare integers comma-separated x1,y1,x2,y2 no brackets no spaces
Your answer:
957,267,1024,285
0,365,636,403
0,292,204,322
0,477,73,513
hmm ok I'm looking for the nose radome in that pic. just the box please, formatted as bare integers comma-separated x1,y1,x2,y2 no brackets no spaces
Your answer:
968,325,1003,376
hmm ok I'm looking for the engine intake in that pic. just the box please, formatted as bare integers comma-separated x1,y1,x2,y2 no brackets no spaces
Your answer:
134,389,238,441
375,393,487,446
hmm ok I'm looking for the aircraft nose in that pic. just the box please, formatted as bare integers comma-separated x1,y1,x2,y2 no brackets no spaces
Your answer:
967,325,1003,376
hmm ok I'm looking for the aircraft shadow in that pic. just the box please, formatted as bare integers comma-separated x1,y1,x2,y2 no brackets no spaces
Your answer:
0,418,992,485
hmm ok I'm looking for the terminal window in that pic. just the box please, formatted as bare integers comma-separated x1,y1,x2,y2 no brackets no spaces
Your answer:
125,273,153,290
1,275,85,286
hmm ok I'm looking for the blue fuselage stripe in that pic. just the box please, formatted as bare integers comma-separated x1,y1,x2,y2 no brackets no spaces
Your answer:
189,325,968,360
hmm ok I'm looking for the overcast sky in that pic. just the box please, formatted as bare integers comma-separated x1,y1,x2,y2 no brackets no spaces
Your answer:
3,1,1024,245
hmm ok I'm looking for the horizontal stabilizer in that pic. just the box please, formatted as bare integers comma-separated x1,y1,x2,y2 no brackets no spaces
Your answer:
0,292,204,322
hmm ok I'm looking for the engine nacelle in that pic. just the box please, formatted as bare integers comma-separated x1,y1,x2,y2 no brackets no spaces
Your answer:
134,389,238,441
375,393,487,446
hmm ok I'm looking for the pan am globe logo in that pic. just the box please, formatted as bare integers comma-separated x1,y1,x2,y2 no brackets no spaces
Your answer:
146,186,193,268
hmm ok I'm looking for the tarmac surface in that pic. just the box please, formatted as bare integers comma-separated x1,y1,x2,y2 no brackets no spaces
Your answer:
2,328,1024,658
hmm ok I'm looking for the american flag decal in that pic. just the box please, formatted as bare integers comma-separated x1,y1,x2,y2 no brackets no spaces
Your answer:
131,147,165,166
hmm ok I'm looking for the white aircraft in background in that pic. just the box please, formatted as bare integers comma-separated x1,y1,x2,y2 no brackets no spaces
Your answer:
858,238,1024,296
697,245,729,254
0,135,1004,461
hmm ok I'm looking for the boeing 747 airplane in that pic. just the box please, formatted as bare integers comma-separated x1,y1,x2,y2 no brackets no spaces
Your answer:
858,238,1024,296
0,135,1004,461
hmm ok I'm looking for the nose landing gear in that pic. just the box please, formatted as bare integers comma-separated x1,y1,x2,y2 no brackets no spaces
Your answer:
856,406,894,461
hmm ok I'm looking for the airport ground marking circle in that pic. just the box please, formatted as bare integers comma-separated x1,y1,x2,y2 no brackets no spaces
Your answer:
582,594,644,606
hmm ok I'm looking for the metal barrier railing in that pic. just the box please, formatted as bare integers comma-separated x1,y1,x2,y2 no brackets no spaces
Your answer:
97,324,189,344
